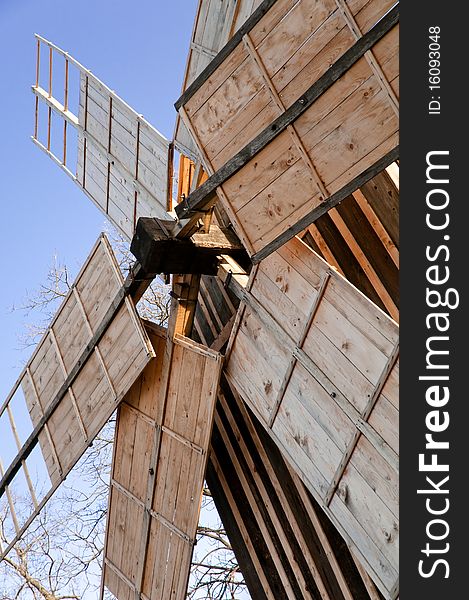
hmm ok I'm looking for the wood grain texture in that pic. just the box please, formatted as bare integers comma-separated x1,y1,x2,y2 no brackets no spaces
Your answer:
174,0,269,159
207,377,383,600
225,236,398,599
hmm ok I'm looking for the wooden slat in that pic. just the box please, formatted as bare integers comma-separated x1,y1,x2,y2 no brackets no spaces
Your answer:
352,189,399,267
175,2,399,260
327,207,398,320
334,0,399,115
207,378,379,600
360,167,399,248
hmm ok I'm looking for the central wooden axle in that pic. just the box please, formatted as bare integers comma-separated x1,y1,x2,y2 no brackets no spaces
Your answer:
130,217,245,275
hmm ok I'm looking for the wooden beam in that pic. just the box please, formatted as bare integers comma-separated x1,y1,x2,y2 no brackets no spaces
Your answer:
350,551,383,600
175,7,399,222
130,217,244,275
352,189,399,268
302,226,344,275
334,0,399,116
360,169,399,248
217,390,331,600
327,207,399,321
170,274,201,339
206,455,274,600
210,314,236,352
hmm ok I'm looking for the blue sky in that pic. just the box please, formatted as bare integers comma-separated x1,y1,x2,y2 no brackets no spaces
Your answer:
0,0,197,396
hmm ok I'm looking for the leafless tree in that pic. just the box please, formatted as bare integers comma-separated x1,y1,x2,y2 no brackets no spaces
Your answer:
2,229,248,599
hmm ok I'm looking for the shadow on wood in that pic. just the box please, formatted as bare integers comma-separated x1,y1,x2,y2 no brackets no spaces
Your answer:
130,217,245,275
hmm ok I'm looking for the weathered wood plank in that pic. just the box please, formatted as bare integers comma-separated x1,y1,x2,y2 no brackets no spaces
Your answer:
225,236,399,598
102,332,223,600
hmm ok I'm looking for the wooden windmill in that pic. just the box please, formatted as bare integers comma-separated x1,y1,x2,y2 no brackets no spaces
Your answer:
0,1,399,599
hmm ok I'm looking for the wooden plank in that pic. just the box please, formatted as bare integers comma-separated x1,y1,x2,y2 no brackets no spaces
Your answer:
179,69,398,263
350,550,383,600
334,0,398,115
352,188,399,267
252,145,398,263
215,387,358,600
245,71,398,248
268,271,331,426
214,410,301,598
208,451,278,599
328,207,398,320
302,225,344,274
206,0,397,167
360,168,399,248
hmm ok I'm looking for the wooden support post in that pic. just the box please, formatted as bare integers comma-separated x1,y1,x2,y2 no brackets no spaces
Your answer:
48,46,52,97
170,274,201,338
35,38,40,87
82,75,89,188
105,96,113,215
62,58,69,165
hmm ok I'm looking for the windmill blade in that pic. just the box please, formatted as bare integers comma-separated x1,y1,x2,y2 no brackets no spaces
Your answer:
174,1,399,261
100,324,223,600
31,35,174,242
220,235,399,599
0,234,155,561
173,0,265,160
